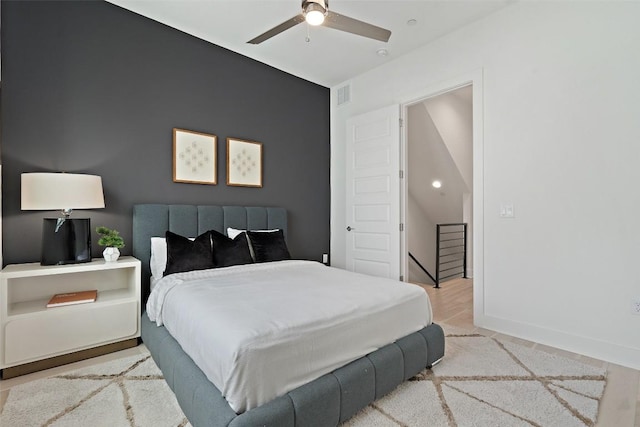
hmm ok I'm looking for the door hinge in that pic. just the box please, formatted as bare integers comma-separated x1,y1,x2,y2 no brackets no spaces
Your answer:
399,118,403,127
399,170,404,179
400,275,404,281
400,223,404,232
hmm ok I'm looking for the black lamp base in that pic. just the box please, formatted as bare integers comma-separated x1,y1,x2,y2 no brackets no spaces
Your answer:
41,218,92,265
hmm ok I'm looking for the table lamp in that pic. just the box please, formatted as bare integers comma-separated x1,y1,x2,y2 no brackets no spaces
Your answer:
21,173,105,265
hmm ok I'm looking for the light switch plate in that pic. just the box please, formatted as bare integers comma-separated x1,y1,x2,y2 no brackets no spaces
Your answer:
500,203,514,218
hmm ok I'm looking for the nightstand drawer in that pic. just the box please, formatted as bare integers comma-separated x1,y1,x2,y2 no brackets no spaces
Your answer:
4,301,138,365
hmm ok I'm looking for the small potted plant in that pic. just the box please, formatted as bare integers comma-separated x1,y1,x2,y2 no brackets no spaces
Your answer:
96,226,125,262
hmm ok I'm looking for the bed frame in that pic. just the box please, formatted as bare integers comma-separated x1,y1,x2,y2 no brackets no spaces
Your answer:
133,204,445,427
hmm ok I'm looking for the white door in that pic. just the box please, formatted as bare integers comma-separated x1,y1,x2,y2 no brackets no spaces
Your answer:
346,105,401,279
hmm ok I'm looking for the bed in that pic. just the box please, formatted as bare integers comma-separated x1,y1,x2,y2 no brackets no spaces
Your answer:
133,204,445,427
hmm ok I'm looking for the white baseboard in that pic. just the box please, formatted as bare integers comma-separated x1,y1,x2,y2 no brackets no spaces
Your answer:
474,313,640,371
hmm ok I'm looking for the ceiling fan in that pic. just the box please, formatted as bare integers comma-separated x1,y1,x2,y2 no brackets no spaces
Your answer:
247,0,391,44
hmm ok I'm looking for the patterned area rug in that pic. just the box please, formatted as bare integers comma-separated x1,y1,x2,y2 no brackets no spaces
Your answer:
347,326,607,426
1,326,606,427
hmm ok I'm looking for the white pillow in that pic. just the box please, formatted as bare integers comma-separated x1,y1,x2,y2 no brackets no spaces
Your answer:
150,237,168,279
227,227,279,238
150,236,196,279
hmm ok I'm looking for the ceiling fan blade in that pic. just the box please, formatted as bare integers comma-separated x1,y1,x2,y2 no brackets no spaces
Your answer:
247,14,306,44
323,11,391,42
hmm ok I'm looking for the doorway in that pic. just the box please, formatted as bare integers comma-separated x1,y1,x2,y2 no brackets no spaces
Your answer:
404,84,473,285
400,72,483,324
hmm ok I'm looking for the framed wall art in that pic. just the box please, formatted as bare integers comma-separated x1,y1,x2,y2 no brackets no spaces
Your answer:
173,128,217,185
226,138,263,187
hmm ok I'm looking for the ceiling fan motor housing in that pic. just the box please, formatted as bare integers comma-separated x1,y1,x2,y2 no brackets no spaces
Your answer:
302,0,328,15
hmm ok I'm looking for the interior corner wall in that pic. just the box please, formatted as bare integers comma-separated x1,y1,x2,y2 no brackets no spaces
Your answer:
0,0,330,266
0,165,2,269
331,1,640,369
407,193,436,284
422,87,473,192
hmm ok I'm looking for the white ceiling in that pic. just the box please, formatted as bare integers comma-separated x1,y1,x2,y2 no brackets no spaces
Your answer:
106,0,513,87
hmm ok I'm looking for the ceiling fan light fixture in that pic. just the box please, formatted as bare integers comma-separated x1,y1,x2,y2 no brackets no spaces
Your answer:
304,3,326,26
248,0,391,45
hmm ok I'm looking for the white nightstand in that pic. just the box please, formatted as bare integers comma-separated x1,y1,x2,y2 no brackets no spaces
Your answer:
0,256,141,379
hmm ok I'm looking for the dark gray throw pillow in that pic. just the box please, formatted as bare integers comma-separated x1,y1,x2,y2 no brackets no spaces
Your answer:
163,230,214,276
247,229,291,263
210,230,253,267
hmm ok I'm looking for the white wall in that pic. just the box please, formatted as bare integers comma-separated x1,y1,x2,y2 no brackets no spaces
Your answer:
423,85,473,191
407,192,437,284
407,100,467,225
331,1,640,369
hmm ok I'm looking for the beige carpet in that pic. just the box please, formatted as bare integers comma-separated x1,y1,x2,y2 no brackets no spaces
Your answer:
1,326,606,427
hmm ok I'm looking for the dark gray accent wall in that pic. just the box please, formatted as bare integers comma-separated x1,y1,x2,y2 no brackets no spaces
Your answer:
0,1,330,266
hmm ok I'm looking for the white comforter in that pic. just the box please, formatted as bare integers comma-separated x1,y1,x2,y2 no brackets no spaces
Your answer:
147,260,432,413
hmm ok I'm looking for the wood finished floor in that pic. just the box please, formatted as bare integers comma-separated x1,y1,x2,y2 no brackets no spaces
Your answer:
1,278,638,426
414,277,640,427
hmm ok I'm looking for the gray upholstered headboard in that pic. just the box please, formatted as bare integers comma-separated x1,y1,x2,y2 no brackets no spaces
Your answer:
132,204,287,303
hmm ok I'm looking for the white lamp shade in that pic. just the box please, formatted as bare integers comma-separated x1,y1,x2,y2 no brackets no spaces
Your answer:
21,173,105,211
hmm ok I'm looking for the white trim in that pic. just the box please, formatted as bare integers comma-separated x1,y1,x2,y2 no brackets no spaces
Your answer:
466,267,474,279
470,69,485,325
400,70,484,320
477,314,640,371
400,107,408,281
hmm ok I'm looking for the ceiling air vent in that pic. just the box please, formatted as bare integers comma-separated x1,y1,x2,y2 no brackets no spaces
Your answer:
336,84,351,106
